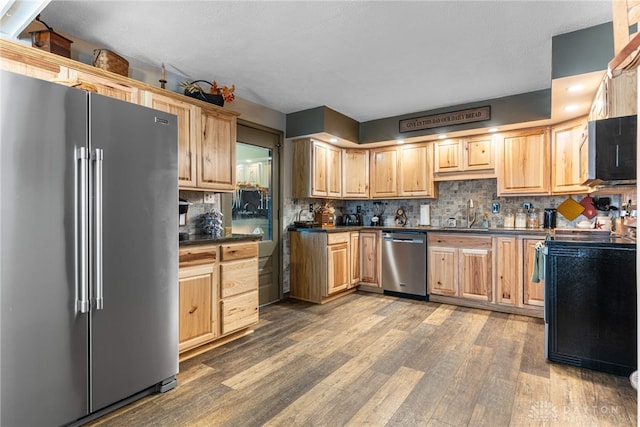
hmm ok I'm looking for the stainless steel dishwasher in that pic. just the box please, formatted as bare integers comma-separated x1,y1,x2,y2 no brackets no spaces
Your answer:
381,231,428,300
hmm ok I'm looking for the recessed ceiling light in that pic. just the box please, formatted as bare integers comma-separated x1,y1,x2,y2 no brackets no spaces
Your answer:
329,137,338,143
488,128,498,133
397,139,405,144
564,105,579,112
246,159,252,163
438,134,447,139
567,84,585,93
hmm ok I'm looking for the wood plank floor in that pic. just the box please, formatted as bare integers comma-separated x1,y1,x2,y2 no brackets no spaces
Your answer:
88,292,637,427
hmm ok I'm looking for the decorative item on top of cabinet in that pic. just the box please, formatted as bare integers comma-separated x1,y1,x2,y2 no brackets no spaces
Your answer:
434,135,495,181
292,138,342,198
551,117,590,194
497,127,550,196
143,91,198,187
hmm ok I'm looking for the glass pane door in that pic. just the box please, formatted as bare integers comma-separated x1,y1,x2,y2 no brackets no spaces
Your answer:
232,143,272,240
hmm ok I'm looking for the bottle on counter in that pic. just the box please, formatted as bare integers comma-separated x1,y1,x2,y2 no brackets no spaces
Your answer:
515,209,527,228
527,210,539,228
504,209,515,228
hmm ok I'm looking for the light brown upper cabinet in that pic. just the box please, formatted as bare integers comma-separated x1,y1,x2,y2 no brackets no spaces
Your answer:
143,91,199,187
292,138,342,199
497,128,550,196
398,143,437,198
370,143,436,199
0,42,64,80
369,146,398,198
342,149,369,199
551,117,590,194
589,69,637,120
434,135,495,181
65,67,140,103
196,107,237,192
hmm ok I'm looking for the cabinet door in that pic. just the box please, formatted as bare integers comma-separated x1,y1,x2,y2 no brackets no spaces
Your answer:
198,108,236,191
578,125,590,185
465,136,494,170
326,243,350,296
350,232,360,287
0,49,63,80
359,231,380,287
522,239,544,307
428,247,458,296
459,248,491,301
311,142,329,196
179,264,216,352
327,145,342,197
221,290,258,335
494,237,518,305
434,140,461,172
398,143,434,197
370,147,398,198
551,119,589,194
66,68,139,103
498,129,550,195
143,91,198,187
342,149,369,198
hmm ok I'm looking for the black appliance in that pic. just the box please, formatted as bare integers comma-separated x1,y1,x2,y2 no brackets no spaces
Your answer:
543,208,557,228
584,115,637,186
341,213,362,226
545,238,637,376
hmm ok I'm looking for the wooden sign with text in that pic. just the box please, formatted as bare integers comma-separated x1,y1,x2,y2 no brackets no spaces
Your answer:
399,106,491,132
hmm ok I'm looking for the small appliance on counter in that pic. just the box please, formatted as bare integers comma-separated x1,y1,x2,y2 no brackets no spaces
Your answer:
341,212,363,226
371,202,386,226
543,208,557,229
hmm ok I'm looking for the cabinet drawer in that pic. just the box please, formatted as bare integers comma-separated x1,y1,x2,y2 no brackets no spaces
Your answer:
220,242,258,261
220,258,259,298
427,234,492,249
327,232,350,245
221,290,259,335
179,244,217,267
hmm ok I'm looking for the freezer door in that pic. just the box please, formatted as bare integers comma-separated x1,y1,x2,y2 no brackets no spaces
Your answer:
88,94,178,412
1,71,90,425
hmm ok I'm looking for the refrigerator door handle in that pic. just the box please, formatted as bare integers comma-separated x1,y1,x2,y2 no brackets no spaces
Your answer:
94,148,104,310
77,147,90,314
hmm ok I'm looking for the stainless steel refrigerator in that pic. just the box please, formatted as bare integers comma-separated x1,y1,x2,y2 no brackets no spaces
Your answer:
1,71,179,426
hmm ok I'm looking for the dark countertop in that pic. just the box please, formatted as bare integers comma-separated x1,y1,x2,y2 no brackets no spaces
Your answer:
179,233,261,246
288,224,617,237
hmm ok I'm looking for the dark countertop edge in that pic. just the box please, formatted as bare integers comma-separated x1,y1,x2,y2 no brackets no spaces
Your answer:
545,238,636,248
179,234,262,246
287,225,612,236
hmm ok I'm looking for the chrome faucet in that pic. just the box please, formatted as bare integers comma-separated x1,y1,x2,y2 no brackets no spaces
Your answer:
467,199,477,228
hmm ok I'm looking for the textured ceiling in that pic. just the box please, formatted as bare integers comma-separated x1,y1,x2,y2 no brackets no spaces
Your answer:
39,1,612,123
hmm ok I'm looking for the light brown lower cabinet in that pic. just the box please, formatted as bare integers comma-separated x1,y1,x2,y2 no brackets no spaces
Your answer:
428,233,543,317
178,263,216,353
359,230,381,289
290,231,359,303
427,234,492,301
178,240,259,358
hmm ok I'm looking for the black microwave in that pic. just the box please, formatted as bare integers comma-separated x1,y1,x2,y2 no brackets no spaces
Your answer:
583,114,637,186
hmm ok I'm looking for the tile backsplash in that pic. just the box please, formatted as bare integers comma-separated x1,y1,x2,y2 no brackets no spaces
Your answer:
179,191,222,235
